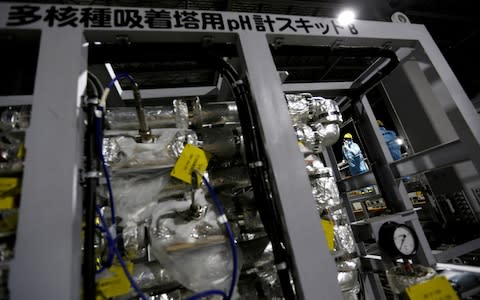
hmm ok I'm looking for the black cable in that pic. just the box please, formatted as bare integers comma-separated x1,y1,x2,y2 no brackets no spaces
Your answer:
83,91,99,300
209,55,297,299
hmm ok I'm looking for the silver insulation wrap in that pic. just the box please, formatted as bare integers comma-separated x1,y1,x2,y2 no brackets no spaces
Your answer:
310,96,343,124
102,129,198,169
133,262,176,290
106,99,241,130
287,93,359,299
286,94,310,125
173,99,189,129
287,94,343,153
106,106,177,130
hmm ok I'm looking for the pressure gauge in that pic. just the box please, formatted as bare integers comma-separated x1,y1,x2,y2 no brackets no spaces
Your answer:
378,222,419,258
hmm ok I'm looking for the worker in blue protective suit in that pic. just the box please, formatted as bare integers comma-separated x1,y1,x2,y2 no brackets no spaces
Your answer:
377,120,402,161
342,133,369,176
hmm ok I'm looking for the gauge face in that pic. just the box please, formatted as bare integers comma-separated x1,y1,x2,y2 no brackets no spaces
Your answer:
393,225,417,256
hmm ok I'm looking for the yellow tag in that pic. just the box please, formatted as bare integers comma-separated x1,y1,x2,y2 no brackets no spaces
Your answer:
170,144,209,185
0,178,19,194
16,143,26,159
96,262,133,299
406,276,459,300
321,219,335,251
0,196,15,209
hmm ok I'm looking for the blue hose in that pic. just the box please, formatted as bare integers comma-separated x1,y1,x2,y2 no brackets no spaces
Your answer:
94,223,114,274
107,73,137,89
187,175,239,300
186,289,227,300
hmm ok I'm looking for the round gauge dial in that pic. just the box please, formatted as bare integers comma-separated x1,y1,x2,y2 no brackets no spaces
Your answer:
393,225,417,256
378,222,419,258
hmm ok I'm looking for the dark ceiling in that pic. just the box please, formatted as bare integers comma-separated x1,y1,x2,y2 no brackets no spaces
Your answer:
2,0,479,102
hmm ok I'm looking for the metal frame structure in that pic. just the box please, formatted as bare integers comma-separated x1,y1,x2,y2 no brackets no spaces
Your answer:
1,3,480,299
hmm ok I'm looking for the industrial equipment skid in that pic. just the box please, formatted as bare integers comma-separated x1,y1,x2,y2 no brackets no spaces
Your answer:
1,3,480,299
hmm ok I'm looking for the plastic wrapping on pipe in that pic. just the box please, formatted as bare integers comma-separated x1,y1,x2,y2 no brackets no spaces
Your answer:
149,189,239,293
122,222,147,260
254,243,284,299
0,131,24,172
132,262,178,291
109,173,171,225
386,265,436,295
102,129,198,168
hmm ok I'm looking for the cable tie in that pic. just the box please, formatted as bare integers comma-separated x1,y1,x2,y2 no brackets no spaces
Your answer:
248,161,263,168
231,80,243,87
217,214,228,224
95,108,103,118
276,262,287,270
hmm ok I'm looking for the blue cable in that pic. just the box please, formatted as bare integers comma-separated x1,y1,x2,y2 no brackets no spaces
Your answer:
96,206,148,300
106,73,137,89
95,224,114,274
94,80,148,299
186,290,227,300
187,175,239,300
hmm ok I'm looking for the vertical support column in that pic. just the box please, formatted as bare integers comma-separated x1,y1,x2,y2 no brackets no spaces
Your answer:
237,33,342,300
10,29,86,300
353,96,435,267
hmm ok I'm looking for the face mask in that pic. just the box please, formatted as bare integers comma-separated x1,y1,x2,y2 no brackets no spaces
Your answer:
345,140,352,145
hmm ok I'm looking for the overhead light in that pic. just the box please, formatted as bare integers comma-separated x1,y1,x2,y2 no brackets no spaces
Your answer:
337,10,356,26
396,138,404,145
93,41,102,45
